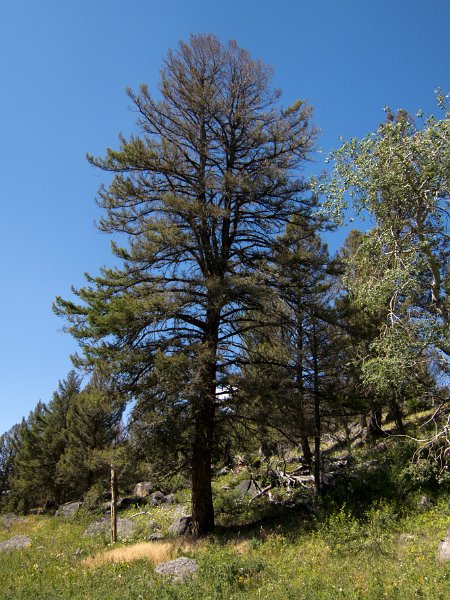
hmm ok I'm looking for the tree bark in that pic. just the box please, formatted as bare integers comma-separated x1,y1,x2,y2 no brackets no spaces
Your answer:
191,413,215,537
191,308,218,537
365,405,384,442
300,434,313,468
296,310,313,467
391,399,405,434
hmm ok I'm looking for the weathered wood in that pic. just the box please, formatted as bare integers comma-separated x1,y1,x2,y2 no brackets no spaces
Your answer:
110,463,117,543
312,320,321,495
129,510,149,519
249,484,273,503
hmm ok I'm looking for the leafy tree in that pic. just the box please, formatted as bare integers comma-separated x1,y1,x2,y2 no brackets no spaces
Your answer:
317,96,449,418
54,34,317,535
6,371,122,510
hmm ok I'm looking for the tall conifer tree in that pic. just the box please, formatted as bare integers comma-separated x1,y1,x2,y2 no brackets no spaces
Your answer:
55,34,317,535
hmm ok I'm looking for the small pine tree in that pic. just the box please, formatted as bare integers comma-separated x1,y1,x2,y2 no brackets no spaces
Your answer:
12,402,48,512
56,374,124,500
41,371,82,503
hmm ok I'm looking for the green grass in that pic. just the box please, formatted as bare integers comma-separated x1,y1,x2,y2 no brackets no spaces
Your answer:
1,498,449,599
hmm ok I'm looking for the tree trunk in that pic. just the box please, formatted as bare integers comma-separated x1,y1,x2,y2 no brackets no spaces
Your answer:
110,463,117,543
391,399,405,434
342,414,352,454
365,405,384,442
191,417,214,537
296,310,312,468
191,308,218,537
300,434,313,468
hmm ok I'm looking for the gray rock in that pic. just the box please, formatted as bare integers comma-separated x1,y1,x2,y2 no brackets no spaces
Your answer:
147,520,161,531
1,513,25,529
234,479,262,499
438,540,450,561
168,515,192,536
84,518,109,537
149,532,165,541
55,501,82,518
164,493,176,504
0,535,31,552
84,517,137,540
436,528,450,561
150,491,166,507
134,482,153,498
155,557,197,582
418,495,435,509
115,518,138,539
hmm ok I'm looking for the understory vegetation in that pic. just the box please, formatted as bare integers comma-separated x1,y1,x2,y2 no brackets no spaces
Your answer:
2,410,450,598
1,478,449,599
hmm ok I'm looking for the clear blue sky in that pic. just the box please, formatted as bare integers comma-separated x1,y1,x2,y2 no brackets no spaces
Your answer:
1,0,448,433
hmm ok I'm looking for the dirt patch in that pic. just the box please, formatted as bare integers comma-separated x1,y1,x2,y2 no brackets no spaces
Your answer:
83,539,204,568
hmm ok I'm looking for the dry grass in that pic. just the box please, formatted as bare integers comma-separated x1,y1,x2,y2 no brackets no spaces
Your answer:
83,539,205,569
232,540,251,555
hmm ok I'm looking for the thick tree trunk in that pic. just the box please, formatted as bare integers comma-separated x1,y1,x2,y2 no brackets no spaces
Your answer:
300,434,313,468
365,405,384,442
191,308,218,537
191,387,215,537
191,415,214,537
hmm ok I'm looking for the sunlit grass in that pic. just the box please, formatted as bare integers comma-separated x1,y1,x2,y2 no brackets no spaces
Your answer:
83,539,206,568
1,496,449,599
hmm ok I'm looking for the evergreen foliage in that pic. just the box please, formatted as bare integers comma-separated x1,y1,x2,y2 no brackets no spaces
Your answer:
0,424,22,510
4,371,123,512
56,372,124,500
54,34,317,535
0,37,448,537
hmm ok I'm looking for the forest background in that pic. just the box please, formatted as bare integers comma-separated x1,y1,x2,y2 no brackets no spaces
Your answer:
1,0,449,433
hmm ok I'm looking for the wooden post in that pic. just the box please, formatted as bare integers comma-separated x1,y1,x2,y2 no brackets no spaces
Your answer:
110,462,117,543
312,320,321,496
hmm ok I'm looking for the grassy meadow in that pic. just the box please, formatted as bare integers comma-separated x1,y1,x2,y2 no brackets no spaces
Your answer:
1,495,449,599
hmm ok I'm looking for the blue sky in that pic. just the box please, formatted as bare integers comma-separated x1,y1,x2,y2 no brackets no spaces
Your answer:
1,0,449,433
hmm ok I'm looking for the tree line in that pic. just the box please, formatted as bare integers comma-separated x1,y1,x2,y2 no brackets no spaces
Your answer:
1,35,448,536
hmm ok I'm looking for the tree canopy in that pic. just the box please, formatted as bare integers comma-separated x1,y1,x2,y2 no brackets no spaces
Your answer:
54,34,318,535
2,37,447,534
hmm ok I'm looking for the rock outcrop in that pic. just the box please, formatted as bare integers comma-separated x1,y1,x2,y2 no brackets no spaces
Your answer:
0,535,31,552
155,557,197,582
